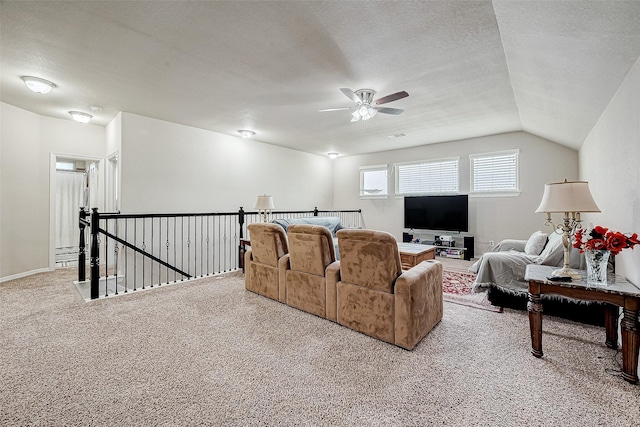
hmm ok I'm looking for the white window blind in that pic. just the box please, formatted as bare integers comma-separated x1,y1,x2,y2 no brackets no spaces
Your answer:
395,158,459,195
470,150,519,193
360,165,388,197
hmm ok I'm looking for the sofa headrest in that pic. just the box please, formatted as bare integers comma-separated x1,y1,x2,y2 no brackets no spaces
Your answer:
335,229,403,293
287,224,336,275
247,223,288,266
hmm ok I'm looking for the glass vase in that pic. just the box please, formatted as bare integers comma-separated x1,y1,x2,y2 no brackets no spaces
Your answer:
584,249,610,287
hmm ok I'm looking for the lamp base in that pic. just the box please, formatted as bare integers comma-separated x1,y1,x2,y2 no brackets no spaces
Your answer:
550,266,582,280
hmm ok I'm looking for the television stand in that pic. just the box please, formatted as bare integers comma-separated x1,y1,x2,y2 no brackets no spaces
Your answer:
434,246,467,259
416,235,474,261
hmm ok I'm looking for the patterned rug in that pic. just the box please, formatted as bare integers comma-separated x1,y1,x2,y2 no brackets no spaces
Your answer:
442,269,503,312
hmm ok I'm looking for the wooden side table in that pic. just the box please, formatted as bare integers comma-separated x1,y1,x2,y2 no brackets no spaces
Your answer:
525,264,640,384
239,239,251,272
397,243,437,270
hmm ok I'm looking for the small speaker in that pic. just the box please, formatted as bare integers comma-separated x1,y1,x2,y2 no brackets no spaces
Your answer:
402,232,413,243
463,236,474,261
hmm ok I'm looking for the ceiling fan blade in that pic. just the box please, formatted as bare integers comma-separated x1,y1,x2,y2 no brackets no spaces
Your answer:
374,91,409,105
374,107,404,115
318,107,351,112
340,88,362,104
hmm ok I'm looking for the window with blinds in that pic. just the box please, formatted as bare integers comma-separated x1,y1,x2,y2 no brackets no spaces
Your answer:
395,158,459,195
360,165,388,198
470,150,519,193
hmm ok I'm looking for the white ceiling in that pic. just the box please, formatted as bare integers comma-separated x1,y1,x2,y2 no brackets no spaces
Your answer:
2,1,640,157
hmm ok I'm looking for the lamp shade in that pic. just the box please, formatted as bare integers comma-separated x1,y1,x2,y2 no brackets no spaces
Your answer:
535,180,600,213
254,195,275,210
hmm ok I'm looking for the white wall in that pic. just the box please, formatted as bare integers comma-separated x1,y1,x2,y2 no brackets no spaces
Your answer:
333,131,579,255
1,103,43,278
106,113,122,211
106,112,122,157
119,113,333,213
0,102,106,279
579,57,640,286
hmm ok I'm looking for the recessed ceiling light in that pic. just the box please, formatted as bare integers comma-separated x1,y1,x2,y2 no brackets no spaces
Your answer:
21,76,56,94
328,152,339,159
237,130,255,138
69,111,93,124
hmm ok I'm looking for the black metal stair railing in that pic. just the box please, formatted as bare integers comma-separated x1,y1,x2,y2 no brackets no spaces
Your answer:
78,207,361,300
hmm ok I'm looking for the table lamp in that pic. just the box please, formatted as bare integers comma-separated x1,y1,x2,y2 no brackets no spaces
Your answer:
255,195,275,223
535,179,600,279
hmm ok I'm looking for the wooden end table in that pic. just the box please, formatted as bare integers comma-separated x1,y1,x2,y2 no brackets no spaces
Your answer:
525,264,640,384
397,243,437,270
239,239,251,272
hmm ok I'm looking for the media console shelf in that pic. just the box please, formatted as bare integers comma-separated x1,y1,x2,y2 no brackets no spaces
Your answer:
408,235,474,261
434,246,467,259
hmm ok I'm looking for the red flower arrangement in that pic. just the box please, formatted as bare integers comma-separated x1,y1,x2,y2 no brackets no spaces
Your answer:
573,225,639,255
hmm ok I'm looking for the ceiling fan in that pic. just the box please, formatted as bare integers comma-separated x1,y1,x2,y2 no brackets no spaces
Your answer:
319,88,409,122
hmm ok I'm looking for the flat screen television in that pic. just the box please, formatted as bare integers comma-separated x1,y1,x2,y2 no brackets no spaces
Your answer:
404,195,468,232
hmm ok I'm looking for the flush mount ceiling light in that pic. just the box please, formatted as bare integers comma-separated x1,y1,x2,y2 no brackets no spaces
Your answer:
328,152,339,159
21,76,56,94
69,111,93,124
237,130,256,138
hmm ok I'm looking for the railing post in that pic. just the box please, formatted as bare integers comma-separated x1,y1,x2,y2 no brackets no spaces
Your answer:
314,207,319,217
90,208,100,299
238,207,245,268
78,207,86,282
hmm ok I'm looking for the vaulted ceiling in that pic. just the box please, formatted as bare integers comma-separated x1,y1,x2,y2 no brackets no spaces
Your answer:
2,1,640,157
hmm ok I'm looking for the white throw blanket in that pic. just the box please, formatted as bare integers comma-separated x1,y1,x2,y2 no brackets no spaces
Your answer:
469,233,585,297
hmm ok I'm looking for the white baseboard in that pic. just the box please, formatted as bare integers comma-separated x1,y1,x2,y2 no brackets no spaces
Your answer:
0,267,54,283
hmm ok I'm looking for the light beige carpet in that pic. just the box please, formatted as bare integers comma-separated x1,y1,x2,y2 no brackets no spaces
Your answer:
1,268,639,426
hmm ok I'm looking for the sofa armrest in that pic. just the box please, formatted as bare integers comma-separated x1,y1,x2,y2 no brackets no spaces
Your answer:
492,239,527,253
394,260,443,350
325,261,341,322
278,254,291,303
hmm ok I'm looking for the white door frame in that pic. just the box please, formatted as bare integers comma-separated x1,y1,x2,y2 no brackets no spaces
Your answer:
49,153,105,270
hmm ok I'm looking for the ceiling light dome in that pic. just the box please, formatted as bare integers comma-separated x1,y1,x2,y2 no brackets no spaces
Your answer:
328,152,339,159
21,76,56,94
237,130,255,138
69,111,93,124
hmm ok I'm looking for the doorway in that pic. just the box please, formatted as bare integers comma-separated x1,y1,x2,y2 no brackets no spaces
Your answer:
49,154,103,269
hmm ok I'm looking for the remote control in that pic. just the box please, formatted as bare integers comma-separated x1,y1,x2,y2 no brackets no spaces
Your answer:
547,276,572,282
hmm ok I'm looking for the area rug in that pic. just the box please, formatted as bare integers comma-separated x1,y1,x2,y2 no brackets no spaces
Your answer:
442,269,502,312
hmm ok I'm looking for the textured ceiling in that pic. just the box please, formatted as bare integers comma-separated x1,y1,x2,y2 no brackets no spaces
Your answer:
1,1,640,157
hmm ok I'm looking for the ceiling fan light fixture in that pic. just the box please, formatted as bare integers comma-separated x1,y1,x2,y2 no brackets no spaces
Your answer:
322,88,408,123
69,111,93,123
21,76,56,94
237,129,255,138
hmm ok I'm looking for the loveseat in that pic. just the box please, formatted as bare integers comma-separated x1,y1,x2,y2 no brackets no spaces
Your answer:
470,230,606,324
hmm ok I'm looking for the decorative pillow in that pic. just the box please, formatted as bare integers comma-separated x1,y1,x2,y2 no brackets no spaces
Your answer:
539,231,564,266
524,231,548,256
